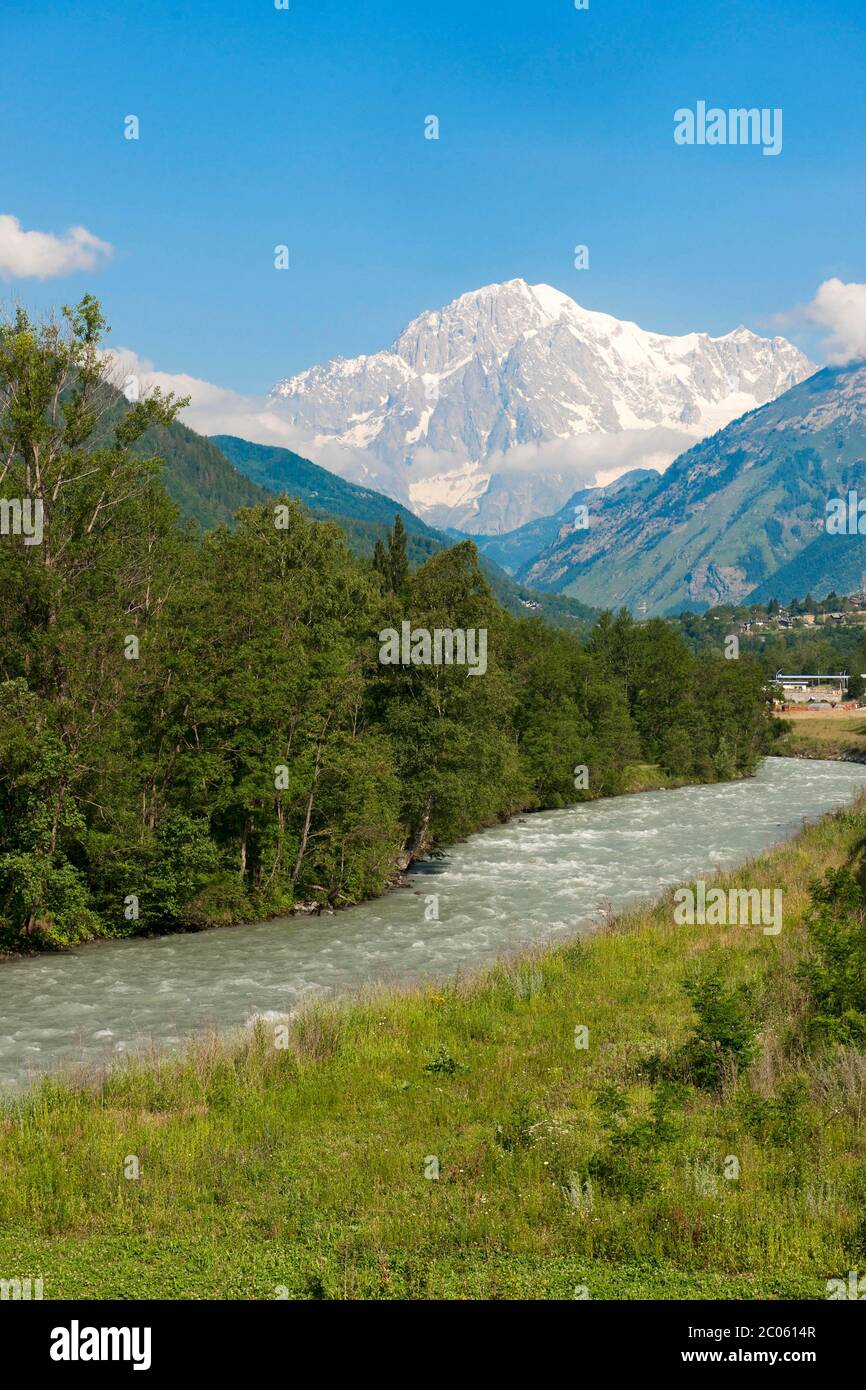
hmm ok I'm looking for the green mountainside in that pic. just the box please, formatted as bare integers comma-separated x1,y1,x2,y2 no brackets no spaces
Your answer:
89,392,272,531
471,470,659,574
746,531,866,607
213,434,441,539
518,363,866,615
132,420,273,528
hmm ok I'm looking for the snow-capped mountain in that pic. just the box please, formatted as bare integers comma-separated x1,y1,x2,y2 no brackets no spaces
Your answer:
269,279,815,533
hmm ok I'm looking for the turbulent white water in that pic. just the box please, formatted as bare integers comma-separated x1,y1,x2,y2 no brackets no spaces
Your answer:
2,757,865,1091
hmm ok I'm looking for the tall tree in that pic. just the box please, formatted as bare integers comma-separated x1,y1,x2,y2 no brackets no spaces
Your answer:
0,297,185,939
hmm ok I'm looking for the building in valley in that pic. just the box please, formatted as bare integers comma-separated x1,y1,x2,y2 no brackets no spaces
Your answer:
774,672,850,704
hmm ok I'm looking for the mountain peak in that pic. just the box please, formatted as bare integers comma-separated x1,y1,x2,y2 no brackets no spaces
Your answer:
269,281,816,534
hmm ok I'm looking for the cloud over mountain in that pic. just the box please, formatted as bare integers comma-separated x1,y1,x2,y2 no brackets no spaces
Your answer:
806,278,866,364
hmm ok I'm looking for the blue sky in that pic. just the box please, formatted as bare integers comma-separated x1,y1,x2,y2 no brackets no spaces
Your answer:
2,0,865,391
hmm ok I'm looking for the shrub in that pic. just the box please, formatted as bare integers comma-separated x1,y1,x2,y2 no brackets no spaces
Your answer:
799,868,866,1047
423,1045,467,1077
586,1082,685,1197
737,1079,812,1149
669,969,756,1090
494,1097,536,1151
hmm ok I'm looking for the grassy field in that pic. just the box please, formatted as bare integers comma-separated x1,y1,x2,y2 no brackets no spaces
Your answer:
779,709,866,762
2,797,866,1301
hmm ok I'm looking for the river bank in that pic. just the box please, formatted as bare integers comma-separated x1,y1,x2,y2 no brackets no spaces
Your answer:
779,709,866,763
2,756,863,1091
2,762,866,1299
0,760,710,966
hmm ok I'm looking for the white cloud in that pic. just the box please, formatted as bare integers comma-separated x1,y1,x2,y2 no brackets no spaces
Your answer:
0,214,114,280
804,277,866,364
486,427,692,481
105,347,285,434
438,429,687,532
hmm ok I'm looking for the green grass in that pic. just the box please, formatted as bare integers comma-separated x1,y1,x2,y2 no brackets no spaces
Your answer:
3,800,866,1301
779,712,866,762
620,762,681,793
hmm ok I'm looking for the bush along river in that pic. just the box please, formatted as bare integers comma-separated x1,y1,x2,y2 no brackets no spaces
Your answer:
2,756,866,1091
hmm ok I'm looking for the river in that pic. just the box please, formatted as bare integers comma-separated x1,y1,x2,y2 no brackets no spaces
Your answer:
2,756,865,1091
